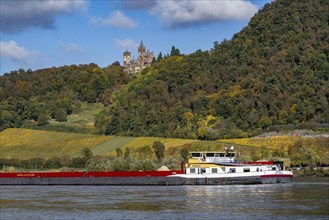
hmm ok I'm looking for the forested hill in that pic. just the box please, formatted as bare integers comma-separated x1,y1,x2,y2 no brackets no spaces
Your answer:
0,63,129,130
1,0,328,139
95,0,329,139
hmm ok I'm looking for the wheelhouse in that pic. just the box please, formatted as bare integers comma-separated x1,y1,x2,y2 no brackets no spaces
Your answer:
189,151,236,164
185,150,279,175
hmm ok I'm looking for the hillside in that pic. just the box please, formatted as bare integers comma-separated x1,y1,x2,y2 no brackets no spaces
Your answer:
0,128,111,159
95,0,329,139
1,128,328,170
0,63,129,133
0,0,328,140
0,128,197,159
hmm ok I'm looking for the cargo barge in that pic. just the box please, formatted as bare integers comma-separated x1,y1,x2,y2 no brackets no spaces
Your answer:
0,150,293,185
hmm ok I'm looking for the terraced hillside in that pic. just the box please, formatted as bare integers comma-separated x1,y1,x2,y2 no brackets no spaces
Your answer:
0,128,197,159
1,128,327,166
0,129,111,159
217,136,302,151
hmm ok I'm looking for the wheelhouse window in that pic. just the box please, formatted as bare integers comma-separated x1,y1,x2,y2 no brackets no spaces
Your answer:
243,168,250,172
211,168,217,173
191,153,201,158
215,153,225,157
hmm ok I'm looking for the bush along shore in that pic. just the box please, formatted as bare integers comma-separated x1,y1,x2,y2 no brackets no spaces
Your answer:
292,167,329,177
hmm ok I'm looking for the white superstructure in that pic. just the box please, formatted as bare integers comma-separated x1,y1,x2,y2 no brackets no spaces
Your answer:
170,150,293,184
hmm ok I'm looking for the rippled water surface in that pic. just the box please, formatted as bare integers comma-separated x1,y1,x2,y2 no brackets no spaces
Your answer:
1,178,328,220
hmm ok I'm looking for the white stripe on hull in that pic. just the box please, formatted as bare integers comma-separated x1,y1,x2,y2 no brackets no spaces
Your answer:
169,171,293,184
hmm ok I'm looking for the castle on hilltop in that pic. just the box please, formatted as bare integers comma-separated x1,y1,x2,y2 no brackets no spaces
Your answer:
123,41,154,74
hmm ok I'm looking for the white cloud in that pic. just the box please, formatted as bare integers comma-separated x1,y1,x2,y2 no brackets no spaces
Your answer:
58,42,86,53
0,40,36,62
122,0,157,10
0,0,88,33
114,39,138,51
150,0,258,28
90,11,138,29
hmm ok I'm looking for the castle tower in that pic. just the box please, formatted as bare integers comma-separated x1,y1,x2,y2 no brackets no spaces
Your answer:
138,41,146,66
138,41,146,53
123,40,153,74
123,50,131,67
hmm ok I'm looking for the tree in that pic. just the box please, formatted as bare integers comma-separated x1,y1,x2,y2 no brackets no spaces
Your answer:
287,140,304,166
72,148,94,168
105,114,120,135
0,110,20,130
250,149,261,162
37,114,49,126
81,147,93,160
180,145,190,162
157,52,163,61
124,147,131,159
81,87,97,103
138,145,153,159
60,155,72,167
45,157,61,168
152,141,165,160
260,146,270,159
54,108,67,122
72,157,86,168
170,46,180,56
116,147,123,157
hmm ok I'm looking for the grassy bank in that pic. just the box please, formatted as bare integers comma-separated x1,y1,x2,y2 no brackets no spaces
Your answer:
1,128,328,173
0,128,198,159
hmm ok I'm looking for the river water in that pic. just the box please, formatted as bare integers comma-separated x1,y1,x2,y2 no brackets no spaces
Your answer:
0,178,328,220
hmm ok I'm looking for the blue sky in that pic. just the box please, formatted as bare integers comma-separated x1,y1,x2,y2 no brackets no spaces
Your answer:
0,0,272,74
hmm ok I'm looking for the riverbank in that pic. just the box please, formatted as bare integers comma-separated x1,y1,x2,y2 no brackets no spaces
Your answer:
292,167,329,177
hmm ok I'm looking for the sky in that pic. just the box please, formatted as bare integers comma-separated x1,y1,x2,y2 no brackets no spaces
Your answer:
0,0,272,75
